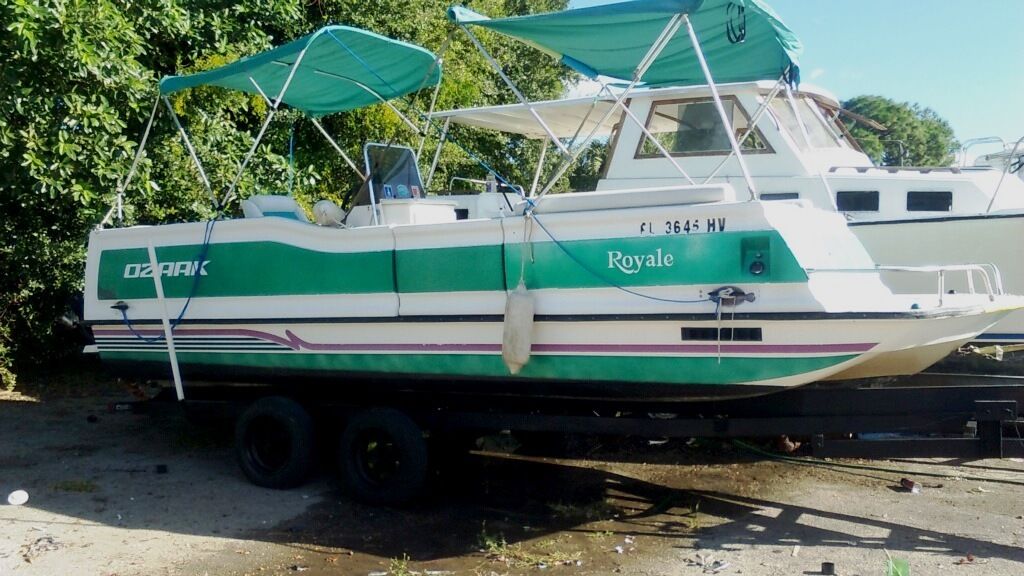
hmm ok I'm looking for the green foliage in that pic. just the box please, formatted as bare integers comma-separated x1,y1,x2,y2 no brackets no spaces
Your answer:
841,95,958,167
0,0,579,385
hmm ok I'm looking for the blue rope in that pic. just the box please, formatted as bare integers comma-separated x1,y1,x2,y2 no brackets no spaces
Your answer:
119,218,218,341
528,212,713,305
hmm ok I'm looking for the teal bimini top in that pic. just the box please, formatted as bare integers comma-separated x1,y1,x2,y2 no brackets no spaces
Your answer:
159,26,441,117
448,0,801,86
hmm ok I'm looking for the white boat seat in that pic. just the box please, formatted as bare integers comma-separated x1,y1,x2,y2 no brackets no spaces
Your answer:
241,195,310,222
313,199,347,227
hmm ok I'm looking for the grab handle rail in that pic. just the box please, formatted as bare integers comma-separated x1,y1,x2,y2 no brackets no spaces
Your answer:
807,264,1004,305
877,264,1003,305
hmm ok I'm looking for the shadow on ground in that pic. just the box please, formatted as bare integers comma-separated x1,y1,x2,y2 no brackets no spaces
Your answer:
2,388,1022,573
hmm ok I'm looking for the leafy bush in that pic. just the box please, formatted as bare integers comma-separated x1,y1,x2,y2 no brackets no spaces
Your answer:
1,0,581,385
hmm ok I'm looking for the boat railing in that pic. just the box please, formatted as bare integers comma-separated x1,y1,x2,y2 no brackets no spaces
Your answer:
877,264,1004,305
986,135,1024,213
826,165,979,175
809,264,1004,305
958,136,1006,167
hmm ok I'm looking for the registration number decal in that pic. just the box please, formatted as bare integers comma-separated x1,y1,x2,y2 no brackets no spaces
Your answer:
638,218,727,235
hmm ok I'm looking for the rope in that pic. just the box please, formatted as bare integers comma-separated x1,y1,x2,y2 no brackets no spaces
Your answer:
118,218,218,342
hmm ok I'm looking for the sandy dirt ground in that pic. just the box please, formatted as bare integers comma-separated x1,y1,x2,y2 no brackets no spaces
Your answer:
1,381,1023,576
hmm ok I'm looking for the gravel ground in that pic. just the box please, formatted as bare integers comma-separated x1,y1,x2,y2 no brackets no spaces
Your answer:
1,381,1023,576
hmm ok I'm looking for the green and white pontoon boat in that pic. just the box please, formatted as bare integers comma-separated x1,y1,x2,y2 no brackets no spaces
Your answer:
84,2,1022,403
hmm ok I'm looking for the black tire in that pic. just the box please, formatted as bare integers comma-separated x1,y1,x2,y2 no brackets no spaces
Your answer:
338,408,428,506
235,396,315,489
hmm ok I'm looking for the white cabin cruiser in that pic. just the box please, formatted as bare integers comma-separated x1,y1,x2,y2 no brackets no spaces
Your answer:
435,76,1024,346
83,1,1023,404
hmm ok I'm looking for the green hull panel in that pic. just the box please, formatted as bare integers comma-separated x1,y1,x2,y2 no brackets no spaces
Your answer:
100,350,856,386
96,230,807,301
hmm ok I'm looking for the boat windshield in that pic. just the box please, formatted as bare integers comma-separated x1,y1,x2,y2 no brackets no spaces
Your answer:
636,97,770,158
770,96,844,150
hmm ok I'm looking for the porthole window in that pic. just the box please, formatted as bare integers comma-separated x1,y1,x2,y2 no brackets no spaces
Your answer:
906,191,952,212
760,192,799,201
836,191,879,212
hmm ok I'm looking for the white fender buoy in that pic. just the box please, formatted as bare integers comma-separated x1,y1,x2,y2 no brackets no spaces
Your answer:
502,280,535,375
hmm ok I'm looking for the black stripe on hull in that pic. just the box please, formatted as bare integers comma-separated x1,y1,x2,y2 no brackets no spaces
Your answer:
85,306,981,327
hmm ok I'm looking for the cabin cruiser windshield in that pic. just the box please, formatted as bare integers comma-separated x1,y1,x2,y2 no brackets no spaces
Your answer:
637,96,771,157
769,96,846,150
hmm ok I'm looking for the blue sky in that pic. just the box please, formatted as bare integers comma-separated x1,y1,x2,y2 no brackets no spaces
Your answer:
569,0,1024,146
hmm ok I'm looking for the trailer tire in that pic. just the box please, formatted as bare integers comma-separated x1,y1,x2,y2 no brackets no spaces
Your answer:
338,408,427,506
235,396,315,489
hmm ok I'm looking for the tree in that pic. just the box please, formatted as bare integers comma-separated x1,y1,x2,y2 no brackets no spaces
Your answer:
841,95,958,167
0,0,574,387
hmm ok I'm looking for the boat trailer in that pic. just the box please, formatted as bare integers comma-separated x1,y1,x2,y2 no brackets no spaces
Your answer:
127,372,1024,460
113,372,1024,504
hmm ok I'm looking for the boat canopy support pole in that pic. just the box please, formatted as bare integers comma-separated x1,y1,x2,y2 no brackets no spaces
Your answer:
783,83,838,210
164,96,216,209
535,14,684,198
599,84,695,185
683,14,757,199
784,82,814,149
221,49,310,207
416,32,453,164
459,25,571,158
425,116,451,190
703,75,786,187
100,96,162,228
146,240,185,401
311,70,423,135
311,118,366,179
529,140,548,197
245,75,368,182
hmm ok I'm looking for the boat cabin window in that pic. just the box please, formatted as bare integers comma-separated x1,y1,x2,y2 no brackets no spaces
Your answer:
770,97,842,149
634,97,770,158
906,191,953,212
836,190,879,212
760,192,800,201
363,143,424,202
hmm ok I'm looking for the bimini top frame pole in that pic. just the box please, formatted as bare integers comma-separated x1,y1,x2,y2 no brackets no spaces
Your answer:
221,53,309,208
682,14,756,198
448,0,801,200
157,25,443,211
458,26,571,160
702,74,786,187
535,14,685,198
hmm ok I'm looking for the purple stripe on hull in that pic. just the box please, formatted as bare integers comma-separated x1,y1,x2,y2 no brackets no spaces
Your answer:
93,328,876,355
